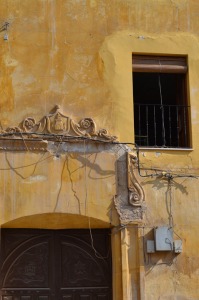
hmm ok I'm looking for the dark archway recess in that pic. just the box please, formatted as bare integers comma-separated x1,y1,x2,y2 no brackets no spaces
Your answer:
0,229,112,300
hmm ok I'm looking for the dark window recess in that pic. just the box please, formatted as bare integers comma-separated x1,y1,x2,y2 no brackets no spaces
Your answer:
132,55,190,148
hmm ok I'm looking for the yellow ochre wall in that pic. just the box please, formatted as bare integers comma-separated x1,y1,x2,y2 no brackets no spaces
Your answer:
0,1,199,299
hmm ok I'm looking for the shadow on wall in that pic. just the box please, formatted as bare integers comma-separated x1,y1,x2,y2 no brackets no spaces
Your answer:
141,177,188,195
71,153,115,179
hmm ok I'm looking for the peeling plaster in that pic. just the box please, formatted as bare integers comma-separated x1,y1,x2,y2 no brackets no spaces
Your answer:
23,175,47,183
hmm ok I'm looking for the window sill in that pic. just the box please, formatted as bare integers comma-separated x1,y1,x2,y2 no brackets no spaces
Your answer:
137,147,193,151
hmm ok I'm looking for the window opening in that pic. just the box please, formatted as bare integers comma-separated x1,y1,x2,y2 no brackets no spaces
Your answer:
132,55,190,148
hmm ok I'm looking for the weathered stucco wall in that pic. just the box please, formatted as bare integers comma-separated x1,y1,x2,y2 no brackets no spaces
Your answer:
0,1,199,299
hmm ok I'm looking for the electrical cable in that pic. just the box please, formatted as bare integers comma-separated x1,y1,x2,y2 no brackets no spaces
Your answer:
0,131,136,146
88,217,111,260
136,146,199,179
84,140,88,216
0,129,198,179
0,154,54,171
53,156,67,212
65,155,81,214
0,125,188,267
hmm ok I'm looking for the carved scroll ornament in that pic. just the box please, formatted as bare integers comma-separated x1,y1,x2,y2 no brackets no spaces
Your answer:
128,153,145,207
113,152,146,223
1,105,117,142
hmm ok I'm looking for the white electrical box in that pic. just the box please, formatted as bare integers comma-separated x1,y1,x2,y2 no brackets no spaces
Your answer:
174,240,183,253
155,226,173,251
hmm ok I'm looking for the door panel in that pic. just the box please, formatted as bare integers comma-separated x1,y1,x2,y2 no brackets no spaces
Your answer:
0,229,112,300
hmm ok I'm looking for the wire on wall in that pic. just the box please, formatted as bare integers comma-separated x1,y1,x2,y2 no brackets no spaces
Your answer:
0,132,191,268
0,131,198,179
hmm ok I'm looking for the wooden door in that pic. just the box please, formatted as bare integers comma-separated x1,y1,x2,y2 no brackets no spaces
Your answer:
0,229,112,300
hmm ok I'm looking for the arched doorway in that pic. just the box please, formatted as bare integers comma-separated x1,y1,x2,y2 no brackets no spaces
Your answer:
0,217,112,299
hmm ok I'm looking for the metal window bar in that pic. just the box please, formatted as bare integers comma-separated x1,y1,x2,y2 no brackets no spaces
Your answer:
146,105,149,146
183,106,187,145
176,106,179,147
138,105,141,140
161,104,166,147
154,105,157,146
134,103,190,148
169,106,172,146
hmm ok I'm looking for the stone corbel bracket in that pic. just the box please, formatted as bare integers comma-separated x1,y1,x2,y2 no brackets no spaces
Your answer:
0,105,117,151
114,152,146,223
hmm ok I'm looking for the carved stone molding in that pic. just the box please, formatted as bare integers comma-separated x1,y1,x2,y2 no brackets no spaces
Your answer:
1,105,117,144
128,153,145,207
114,151,146,223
